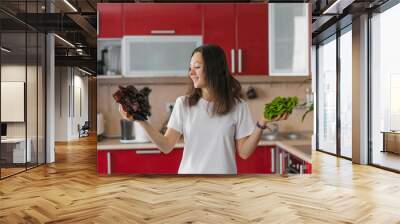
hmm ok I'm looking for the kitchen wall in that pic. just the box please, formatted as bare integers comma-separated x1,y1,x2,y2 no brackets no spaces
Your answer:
97,78,313,138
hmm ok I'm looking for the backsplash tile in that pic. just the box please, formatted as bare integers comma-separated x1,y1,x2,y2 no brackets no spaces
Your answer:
97,80,313,137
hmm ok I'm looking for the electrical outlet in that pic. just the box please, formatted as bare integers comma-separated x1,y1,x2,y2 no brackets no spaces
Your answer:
165,102,175,113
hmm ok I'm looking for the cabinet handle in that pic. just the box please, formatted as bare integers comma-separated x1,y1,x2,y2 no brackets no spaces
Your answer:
136,150,161,154
279,152,284,175
97,11,99,36
150,30,176,35
300,165,304,174
271,148,275,173
231,49,235,73
238,48,242,73
68,86,71,117
107,152,111,175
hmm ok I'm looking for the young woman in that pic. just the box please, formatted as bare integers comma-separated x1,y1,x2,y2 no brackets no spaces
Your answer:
119,44,287,174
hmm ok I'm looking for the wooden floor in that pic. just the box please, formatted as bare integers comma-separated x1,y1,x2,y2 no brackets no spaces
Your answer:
1,163,46,178
1,136,400,223
0,167,26,178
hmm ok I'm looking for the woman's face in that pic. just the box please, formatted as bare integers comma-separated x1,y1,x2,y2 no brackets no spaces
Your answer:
189,52,207,89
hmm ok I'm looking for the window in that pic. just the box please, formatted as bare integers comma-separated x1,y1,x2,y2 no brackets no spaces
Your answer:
0,1,47,179
317,35,337,154
339,26,352,158
371,2,400,171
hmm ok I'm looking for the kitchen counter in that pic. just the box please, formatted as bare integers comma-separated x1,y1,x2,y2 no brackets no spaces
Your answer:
97,138,185,150
272,141,311,163
97,137,311,163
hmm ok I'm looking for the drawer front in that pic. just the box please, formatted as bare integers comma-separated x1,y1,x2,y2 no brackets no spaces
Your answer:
98,148,183,174
236,146,272,174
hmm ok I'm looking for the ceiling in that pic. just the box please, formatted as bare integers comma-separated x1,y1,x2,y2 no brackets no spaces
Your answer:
311,0,390,43
0,0,97,73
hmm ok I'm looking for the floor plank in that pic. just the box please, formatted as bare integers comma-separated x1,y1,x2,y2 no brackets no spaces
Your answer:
0,135,399,223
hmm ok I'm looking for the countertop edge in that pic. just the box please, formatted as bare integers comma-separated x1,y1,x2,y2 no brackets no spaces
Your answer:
275,142,312,163
97,142,185,150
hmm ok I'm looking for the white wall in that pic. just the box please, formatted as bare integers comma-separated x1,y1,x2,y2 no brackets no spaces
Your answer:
71,72,89,139
2,63,46,164
54,67,89,141
55,67,69,141
1,65,26,81
1,65,34,137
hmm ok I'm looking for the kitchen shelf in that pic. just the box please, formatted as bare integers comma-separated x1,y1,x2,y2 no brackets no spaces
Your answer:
97,75,123,79
96,75,311,85
96,75,191,85
236,75,311,84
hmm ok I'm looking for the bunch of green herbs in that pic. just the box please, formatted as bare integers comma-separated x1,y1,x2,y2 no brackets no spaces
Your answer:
264,96,298,120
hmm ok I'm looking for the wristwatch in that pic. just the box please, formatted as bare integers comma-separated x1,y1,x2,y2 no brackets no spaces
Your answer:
256,121,268,130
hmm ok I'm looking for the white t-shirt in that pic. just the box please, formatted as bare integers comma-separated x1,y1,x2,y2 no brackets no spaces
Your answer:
167,96,255,174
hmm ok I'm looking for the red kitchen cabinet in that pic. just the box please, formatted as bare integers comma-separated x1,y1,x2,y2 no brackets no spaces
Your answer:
97,3,123,38
203,4,236,74
97,150,108,174
97,148,183,174
305,162,312,174
203,3,268,75
123,3,202,35
236,146,274,174
236,4,268,75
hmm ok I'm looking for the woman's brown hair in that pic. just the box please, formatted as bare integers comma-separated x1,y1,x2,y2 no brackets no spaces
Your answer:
186,44,242,115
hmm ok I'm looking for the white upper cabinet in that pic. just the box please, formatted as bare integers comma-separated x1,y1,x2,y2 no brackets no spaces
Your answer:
121,35,202,77
269,3,310,76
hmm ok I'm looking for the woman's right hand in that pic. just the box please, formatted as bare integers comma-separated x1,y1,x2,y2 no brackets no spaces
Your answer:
258,112,289,127
119,104,134,121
